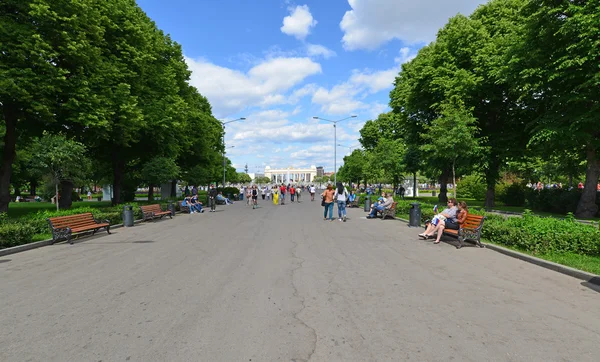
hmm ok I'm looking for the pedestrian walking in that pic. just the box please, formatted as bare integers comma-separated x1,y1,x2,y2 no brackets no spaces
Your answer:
273,187,279,205
296,187,301,202
208,184,217,212
321,184,335,221
310,185,316,201
252,185,259,209
334,182,349,222
290,185,296,202
279,184,286,205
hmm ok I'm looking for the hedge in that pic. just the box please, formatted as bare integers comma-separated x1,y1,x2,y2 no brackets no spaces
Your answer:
0,202,172,249
360,194,600,257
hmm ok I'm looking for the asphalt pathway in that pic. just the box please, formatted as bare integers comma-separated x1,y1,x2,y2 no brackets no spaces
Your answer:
1,197,599,361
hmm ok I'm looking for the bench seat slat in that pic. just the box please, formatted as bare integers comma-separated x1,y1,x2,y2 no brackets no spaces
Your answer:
47,213,111,245
440,214,485,249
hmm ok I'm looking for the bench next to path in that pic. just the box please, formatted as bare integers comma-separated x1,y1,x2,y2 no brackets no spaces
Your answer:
140,204,172,221
47,213,111,245
379,202,398,220
443,214,486,249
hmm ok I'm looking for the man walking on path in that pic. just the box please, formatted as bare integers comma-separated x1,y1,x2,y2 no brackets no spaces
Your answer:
208,184,217,212
279,184,286,205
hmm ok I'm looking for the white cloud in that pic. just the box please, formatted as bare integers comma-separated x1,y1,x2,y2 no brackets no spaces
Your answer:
306,43,337,59
311,48,415,115
281,5,318,40
340,0,486,50
185,56,321,117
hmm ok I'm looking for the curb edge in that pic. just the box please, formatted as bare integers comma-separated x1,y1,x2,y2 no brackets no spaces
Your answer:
482,243,600,287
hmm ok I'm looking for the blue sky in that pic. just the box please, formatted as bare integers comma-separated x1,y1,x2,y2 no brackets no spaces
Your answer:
137,0,486,175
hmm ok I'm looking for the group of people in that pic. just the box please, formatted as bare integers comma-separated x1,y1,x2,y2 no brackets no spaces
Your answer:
418,198,468,244
320,182,351,222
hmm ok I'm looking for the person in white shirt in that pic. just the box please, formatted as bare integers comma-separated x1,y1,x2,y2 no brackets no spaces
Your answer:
310,185,316,201
334,182,349,222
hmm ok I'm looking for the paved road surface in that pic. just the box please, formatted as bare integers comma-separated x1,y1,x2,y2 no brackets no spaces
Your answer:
1,198,599,361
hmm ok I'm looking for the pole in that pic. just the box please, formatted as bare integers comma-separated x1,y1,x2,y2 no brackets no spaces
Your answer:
334,123,337,185
222,131,226,188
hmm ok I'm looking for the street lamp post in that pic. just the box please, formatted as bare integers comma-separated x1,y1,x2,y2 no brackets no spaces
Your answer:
220,117,245,187
313,115,357,185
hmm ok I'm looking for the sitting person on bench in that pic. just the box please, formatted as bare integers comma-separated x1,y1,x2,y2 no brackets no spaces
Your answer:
367,193,394,218
190,195,204,213
419,199,467,244
217,192,234,205
348,190,356,204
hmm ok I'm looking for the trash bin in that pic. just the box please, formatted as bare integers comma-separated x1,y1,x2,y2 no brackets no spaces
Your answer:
409,203,421,228
364,195,371,212
167,202,176,217
122,205,134,227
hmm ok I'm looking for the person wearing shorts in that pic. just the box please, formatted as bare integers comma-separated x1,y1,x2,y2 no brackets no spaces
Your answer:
251,185,259,209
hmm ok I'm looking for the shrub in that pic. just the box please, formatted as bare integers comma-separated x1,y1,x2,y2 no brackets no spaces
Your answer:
497,183,527,206
219,187,240,197
0,223,36,248
457,175,487,200
481,210,600,256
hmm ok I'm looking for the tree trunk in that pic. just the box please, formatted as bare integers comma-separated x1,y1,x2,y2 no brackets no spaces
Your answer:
413,172,417,198
30,179,38,196
148,184,154,201
575,145,600,218
438,169,450,203
111,151,124,206
170,180,176,198
55,183,59,211
484,157,501,209
59,180,74,209
0,105,18,212
452,159,457,199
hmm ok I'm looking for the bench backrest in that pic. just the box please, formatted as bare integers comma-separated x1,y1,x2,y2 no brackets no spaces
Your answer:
463,214,485,229
389,202,398,211
140,204,163,213
48,213,96,229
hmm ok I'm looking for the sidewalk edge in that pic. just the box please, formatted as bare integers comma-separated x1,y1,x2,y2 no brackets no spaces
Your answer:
483,243,600,286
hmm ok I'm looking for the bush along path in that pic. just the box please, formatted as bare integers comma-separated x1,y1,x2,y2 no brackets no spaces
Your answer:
360,194,600,275
0,202,170,249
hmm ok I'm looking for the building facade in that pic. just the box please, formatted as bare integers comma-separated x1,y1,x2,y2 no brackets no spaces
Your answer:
316,166,324,177
264,166,317,184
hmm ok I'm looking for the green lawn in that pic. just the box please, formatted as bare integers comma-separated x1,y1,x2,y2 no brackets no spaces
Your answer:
483,240,600,275
7,201,114,219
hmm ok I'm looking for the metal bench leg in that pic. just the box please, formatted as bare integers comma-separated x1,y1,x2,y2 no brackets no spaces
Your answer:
456,230,464,249
106,225,111,235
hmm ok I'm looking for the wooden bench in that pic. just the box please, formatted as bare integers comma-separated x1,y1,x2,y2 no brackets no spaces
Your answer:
47,213,111,245
179,201,191,213
140,204,172,221
379,202,398,220
349,195,360,208
443,214,486,249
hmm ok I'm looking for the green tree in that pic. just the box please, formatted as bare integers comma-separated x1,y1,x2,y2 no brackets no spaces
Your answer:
29,134,90,210
237,173,252,184
0,0,104,212
420,104,481,198
141,157,180,201
254,176,271,184
512,0,600,217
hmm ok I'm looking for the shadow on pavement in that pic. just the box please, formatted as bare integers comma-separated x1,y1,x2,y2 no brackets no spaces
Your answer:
0,259,11,263
581,278,600,293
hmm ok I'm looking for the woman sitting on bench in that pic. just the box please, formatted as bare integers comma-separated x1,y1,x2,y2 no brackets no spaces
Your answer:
419,198,466,244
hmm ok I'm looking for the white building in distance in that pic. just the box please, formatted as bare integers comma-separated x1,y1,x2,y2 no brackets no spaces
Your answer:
264,165,317,184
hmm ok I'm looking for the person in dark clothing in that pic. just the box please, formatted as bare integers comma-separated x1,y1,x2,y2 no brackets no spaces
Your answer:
208,184,218,212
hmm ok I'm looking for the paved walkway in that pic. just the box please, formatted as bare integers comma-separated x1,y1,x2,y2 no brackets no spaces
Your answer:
1,198,599,361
